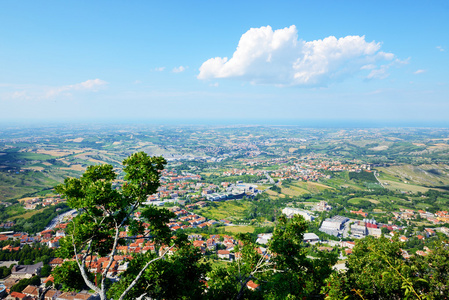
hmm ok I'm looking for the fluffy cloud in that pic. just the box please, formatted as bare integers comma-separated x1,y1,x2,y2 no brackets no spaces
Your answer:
46,79,108,98
414,69,426,75
198,25,396,86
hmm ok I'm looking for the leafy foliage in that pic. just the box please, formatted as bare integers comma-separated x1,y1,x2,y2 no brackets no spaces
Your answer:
207,215,338,299
55,152,212,300
0,265,13,279
0,243,54,265
323,236,449,300
53,261,90,292
10,275,41,292
108,242,210,300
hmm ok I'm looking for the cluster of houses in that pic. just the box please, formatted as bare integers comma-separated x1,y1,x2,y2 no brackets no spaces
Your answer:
166,206,221,230
392,208,449,225
145,170,259,205
6,289,95,300
0,221,15,229
231,156,367,182
2,198,446,299
0,259,96,299
146,169,230,202
0,220,249,299
23,197,64,210
0,230,65,251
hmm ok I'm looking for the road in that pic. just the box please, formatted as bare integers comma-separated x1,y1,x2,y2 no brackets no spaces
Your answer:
45,209,77,230
264,171,275,184
374,170,385,188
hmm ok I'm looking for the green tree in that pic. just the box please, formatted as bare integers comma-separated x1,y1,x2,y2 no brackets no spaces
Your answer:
107,240,210,300
53,261,89,292
39,264,52,278
55,152,188,300
410,240,449,298
206,233,269,300
0,266,11,279
10,275,41,292
207,215,337,299
322,236,431,299
266,214,337,298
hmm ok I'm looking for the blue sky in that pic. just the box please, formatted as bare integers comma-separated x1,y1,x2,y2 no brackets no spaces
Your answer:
1,1,448,126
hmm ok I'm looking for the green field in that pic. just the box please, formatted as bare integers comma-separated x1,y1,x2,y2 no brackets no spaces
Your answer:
377,164,449,187
0,171,60,201
323,172,366,190
10,208,46,220
280,185,309,196
194,200,252,221
348,197,373,205
293,181,332,193
208,258,231,270
381,180,430,193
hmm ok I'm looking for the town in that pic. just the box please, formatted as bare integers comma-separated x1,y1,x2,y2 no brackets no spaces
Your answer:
1,125,449,299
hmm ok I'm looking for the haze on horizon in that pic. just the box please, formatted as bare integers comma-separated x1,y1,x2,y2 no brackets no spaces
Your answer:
0,1,448,126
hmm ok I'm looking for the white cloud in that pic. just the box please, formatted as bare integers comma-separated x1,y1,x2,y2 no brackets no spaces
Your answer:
366,58,409,80
414,69,426,75
367,65,390,80
154,67,165,72
172,66,186,73
46,79,108,98
209,82,219,87
0,79,108,101
198,25,397,86
360,64,377,70
436,46,445,52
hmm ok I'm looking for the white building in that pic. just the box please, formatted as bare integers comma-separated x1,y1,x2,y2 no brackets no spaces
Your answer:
319,215,349,237
303,233,320,243
282,208,314,221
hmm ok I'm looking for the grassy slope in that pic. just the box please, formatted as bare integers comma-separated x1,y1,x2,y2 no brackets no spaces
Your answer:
377,164,449,187
194,200,252,221
0,171,60,201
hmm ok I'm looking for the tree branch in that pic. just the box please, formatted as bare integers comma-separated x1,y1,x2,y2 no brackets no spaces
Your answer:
101,223,121,292
118,245,175,300
73,236,100,294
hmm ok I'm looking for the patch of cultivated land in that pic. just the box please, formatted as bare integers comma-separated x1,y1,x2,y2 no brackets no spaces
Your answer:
265,189,285,199
195,200,252,221
224,225,255,234
381,180,430,193
293,181,333,193
10,208,45,220
0,171,59,201
377,164,449,187
256,184,271,191
24,166,45,171
36,149,83,156
369,145,389,151
348,197,380,204
59,164,86,171
209,258,230,269
18,197,39,203
64,137,84,142
322,175,365,190
280,185,309,196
